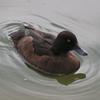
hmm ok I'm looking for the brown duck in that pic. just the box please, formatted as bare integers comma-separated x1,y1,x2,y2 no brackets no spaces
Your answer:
9,24,88,75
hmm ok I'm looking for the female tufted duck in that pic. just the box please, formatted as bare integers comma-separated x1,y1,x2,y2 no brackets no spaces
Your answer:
9,25,88,75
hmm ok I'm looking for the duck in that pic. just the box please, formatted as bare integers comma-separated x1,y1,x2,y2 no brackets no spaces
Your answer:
9,23,88,75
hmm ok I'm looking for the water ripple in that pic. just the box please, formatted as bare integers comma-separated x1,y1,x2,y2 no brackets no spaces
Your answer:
0,14,100,99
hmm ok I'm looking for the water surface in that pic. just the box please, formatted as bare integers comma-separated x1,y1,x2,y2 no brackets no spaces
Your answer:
0,0,100,100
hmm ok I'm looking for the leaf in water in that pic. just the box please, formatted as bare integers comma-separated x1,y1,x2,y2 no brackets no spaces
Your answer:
25,62,86,86
56,73,86,86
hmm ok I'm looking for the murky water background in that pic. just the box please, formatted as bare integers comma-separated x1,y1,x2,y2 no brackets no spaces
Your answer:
0,0,100,100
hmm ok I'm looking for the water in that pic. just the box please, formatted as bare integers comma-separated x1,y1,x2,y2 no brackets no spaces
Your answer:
0,0,100,100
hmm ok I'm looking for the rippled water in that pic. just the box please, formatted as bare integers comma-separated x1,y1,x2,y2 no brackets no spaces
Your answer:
0,0,100,100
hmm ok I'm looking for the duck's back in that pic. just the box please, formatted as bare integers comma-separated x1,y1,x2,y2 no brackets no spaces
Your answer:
9,23,81,75
9,23,56,56
25,26,56,56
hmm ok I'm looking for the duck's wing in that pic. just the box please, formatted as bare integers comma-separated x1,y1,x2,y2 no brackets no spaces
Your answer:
24,25,56,43
24,25,56,56
8,22,56,56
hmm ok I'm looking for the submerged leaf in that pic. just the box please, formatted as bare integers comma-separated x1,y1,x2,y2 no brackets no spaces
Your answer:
56,73,86,85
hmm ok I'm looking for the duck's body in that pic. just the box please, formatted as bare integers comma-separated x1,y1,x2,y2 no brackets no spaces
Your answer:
9,23,87,75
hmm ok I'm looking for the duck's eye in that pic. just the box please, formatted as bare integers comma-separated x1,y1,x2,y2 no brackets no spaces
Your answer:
67,39,71,43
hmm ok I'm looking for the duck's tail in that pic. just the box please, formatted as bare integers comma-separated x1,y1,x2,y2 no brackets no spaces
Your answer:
7,22,34,46
9,30,25,41
3,22,36,48
7,23,25,41
8,22,35,39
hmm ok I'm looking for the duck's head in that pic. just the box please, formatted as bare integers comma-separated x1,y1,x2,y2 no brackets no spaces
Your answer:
51,31,88,56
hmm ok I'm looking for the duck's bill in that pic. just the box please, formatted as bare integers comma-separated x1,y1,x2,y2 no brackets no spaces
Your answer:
73,45,88,56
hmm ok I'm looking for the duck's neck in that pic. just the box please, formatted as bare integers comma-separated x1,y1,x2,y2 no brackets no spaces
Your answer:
51,39,69,56
51,32,74,55
51,45,69,56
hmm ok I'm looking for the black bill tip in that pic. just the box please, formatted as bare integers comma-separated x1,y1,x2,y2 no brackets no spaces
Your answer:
73,45,88,56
